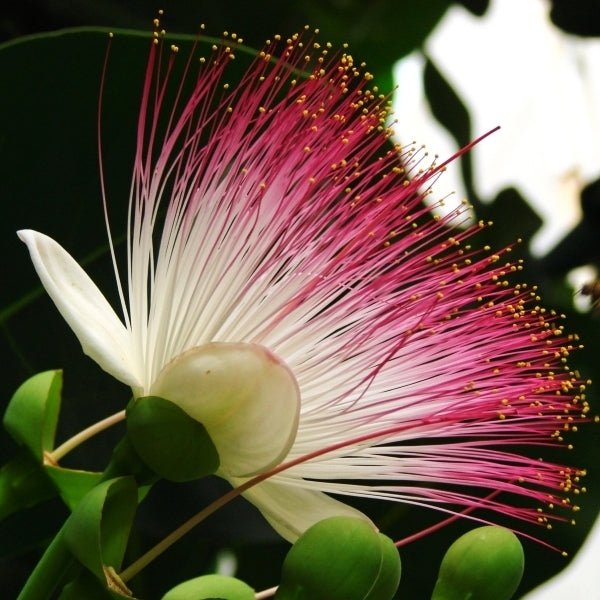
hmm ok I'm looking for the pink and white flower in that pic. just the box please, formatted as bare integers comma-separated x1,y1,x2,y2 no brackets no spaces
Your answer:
19,22,588,543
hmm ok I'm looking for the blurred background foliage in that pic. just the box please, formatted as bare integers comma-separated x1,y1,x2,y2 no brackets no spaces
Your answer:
1,1,599,599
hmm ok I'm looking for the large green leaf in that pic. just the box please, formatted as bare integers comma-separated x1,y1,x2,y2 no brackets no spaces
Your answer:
1,370,103,519
3,371,62,461
63,477,138,594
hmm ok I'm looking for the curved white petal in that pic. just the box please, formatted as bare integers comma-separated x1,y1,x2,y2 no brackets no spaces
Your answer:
150,342,300,478
232,478,375,542
18,230,140,388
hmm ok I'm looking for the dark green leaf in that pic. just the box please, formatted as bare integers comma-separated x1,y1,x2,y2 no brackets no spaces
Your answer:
126,396,219,482
423,56,472,150
0,451,56,521
550,0,600,36
58,568,135,600
456,0,490,16
101,435,158,487
63,477,137,588
302,0,452,91
0,447,102,521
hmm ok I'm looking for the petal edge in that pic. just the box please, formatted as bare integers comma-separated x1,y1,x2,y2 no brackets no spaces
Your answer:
232,478,375,542
18,230,140,388
150,342,300,477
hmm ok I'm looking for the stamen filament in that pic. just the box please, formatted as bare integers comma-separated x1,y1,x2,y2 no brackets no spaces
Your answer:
119,483,243,582
395,488,502,547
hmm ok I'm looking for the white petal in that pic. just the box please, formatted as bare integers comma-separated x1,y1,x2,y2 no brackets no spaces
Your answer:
18,230,140,388
232,478,375,542
150,342,300,478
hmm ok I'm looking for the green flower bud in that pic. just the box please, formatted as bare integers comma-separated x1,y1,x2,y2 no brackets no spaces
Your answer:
275,516,401,600
364,532,402,600
162,574,254,600
431,526,524,600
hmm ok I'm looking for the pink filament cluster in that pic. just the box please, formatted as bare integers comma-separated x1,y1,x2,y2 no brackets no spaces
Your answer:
100,19,590,545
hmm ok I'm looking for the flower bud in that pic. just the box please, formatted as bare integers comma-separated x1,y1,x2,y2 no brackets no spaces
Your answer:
162,574,254,600
275,516,401,600
431,526,524,600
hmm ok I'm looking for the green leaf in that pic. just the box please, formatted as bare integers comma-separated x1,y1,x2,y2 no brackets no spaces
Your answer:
63,477,138,593
0,451,56,520
0,448,101,521
101,435,158,488
58,569,136,600
1,371,105,520
15,524,76,600
422,56,477,205
302,0,453,91
162,574,255,600
126,396,219,482
3,371,63,460
45,465,102,511
423,56,472,150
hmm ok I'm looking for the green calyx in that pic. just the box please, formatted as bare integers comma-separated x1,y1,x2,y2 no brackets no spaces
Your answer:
126,395,220,482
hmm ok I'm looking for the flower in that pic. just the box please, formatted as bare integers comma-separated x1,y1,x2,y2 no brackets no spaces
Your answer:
19,20,588,543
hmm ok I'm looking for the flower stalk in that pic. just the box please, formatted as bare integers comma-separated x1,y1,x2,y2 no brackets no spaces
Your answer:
46,409,126,464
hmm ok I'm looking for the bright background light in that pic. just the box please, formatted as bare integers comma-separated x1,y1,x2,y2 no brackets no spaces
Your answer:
393,0,600,255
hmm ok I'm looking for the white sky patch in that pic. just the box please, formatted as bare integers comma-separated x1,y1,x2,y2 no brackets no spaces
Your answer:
392,0,600,256
521,513,600,600
392,51,471,225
